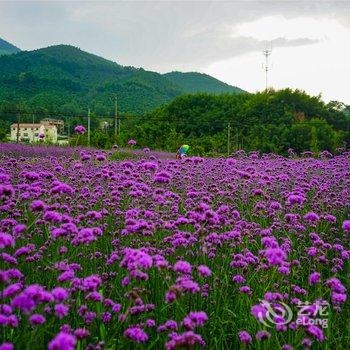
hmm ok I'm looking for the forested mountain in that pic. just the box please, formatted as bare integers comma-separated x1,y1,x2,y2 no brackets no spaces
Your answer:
163,71,244,94
0,37,21,56
0,45,243,114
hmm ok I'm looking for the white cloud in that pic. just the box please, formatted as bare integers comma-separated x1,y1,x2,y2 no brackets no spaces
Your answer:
206,16,350,103
233,15,330,41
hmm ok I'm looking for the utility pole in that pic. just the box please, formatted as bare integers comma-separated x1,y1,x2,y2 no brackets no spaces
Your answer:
227,123,231,156
32,114,35,143
236,128,239,151
87,108,91,147
118,112,121,136
115,96,118,138
16,113,20,144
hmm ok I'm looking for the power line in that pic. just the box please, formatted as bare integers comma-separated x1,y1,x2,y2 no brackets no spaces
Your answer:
0,113,336,129
0,109,117,119
0,109,340,129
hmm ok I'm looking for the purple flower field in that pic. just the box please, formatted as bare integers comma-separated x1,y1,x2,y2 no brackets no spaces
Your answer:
0,143,349,350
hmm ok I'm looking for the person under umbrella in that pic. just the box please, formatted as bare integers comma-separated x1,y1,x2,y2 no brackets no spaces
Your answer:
176,144,190,159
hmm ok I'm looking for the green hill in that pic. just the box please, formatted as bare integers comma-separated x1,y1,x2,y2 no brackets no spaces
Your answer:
163,71,244,94
0,45,244,115
0,37,21,56
125,89,350,154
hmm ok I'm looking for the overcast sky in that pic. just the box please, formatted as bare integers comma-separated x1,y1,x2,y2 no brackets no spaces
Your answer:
1,1,350,103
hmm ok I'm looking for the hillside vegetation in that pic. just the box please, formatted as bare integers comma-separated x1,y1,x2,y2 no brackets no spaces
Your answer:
164,71,244,94
0,45,243,115
1,89,349,155
121,89,350,155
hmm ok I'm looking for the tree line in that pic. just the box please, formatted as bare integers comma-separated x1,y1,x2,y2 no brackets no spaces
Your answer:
1,88,349,156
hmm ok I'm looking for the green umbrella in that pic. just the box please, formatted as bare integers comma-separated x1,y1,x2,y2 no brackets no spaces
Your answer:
179,145,190,154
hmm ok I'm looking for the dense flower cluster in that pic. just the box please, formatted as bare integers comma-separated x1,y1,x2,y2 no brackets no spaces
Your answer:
0,144,349,349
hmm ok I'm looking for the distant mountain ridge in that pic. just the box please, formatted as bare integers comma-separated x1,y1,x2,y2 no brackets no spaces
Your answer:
163,71,244,94
0,44,245,114
0,37,21,56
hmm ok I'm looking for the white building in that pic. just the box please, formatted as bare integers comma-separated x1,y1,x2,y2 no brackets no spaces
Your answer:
40,118,65,133
10,123,58,143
